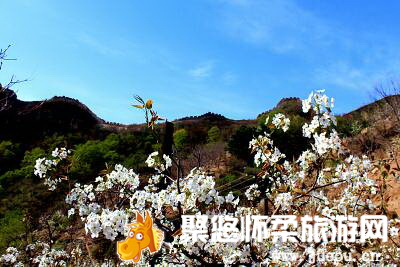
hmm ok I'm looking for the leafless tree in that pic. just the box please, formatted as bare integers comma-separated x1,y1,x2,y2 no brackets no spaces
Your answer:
185,143,226,173
371,80,400,170
0,45,27,110
190,144,206,168
374,80,400,127
0,45,15,71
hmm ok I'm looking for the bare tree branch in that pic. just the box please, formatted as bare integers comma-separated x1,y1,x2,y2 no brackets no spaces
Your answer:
373,80,400,127
0,44,16,72
0,45,28,110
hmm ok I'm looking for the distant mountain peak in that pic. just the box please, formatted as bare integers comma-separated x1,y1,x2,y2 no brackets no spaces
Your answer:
275,97,301,109
257,97,302,119
174,112,228,122
0,89,104,141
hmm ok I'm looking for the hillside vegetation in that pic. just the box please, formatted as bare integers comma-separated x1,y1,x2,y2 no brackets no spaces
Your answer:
1,87,400,265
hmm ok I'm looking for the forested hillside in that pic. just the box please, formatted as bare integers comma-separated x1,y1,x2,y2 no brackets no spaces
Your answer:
1,85,400,265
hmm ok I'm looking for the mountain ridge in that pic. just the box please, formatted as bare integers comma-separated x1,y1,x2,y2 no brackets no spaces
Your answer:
1,88,399,141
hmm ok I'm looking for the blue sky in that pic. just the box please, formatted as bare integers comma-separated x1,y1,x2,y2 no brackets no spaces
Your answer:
1,0,400,124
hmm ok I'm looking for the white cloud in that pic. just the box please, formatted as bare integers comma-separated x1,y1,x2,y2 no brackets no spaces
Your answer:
217,0,335,53
188,61,215,78
314,59,400,92
217,0,400,92
221,71,237,84
77,32,125,57
315,62,372,91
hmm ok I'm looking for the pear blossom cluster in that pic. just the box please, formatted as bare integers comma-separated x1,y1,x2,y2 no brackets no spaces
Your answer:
312,130,341,155
271,113,290,132
0,243,69,267
274,192,293,211
302,90,337,138
244,184,261,200
0,242,137,266
65,165,135,240
0,247,22,266
25,89,400,265
302,89,334,114
51,147,70,160
85,209,128,240
297,150,317,170
249,134,285,168
30,244,69,267
34,147,70,190
34,158,56,178
129,167,239,216
95,164,140,196
145,151,172,172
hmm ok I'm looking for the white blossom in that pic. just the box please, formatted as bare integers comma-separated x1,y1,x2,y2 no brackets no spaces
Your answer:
271,113,290,132
275,192,293,211
245,184,261,200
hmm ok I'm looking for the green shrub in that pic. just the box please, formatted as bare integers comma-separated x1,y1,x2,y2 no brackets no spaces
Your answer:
207,126,221,143
227,126,257,163
173,129,189,151
336,116,368,137
0,141,22,175
0,209,26,252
